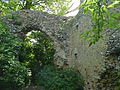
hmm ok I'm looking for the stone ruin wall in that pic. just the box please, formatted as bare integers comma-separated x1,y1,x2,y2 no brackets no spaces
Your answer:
4,8,120,89
66,8,120,89
5,10,70,69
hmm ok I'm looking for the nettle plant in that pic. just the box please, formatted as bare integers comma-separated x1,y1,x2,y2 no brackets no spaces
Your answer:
80,0,120,46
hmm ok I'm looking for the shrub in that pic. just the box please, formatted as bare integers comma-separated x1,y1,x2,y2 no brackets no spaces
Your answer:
52,69,84,90
35,65,84,90
0,20,30,90
114,72,120,90
0,60,29,90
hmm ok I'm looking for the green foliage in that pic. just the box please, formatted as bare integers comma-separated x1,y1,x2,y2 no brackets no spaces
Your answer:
35,65,57,89
0,61,30,90
80,0,120,89
19,31,55,66
35,65,84,90
114,73,120,90
0,20,30,90
18,31,84,90
80,0,120,46
19,31,55,83
20,31,84,89
45,0,72,15
0,0,71,16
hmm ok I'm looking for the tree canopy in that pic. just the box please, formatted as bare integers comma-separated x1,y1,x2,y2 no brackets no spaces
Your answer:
0,0,72,15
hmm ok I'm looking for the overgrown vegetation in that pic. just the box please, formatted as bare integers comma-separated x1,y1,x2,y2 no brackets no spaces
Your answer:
36,65,84,90
0,19,84,90
19,31,55,83
0,19,30,90
2,0,120,89
114,72,120,90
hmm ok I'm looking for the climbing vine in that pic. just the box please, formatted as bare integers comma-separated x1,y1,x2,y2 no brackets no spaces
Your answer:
80,0,120,46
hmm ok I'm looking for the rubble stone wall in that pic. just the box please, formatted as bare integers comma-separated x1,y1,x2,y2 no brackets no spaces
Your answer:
4,9,120,89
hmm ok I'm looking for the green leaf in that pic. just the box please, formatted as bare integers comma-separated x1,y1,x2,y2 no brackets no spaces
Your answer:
108,1,120,8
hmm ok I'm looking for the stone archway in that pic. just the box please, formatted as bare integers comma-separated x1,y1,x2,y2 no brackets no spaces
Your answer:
4,9,120,89
6,10,69,68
